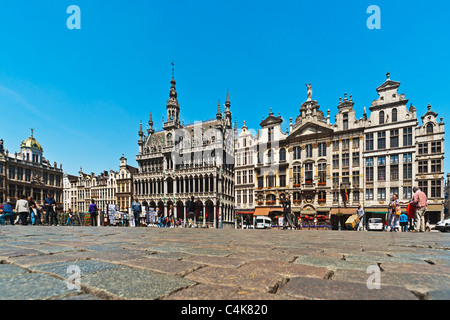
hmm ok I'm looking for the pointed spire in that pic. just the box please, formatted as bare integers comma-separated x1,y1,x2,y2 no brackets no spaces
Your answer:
148,112,154,134
225,89,231,112
216,100,222,119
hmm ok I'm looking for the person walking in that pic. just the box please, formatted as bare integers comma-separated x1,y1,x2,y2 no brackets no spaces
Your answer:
356,204,365,231
0,201,15,225
28,197,38,225
131,197,142,227
88,200,98,226
44,193,57,226
410,187,428,232
282,194,294,230
186,196,197,228
15,195,30,226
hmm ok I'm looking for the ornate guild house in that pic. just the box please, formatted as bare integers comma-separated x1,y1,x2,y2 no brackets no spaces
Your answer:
133,73,235,227
236,73,445,228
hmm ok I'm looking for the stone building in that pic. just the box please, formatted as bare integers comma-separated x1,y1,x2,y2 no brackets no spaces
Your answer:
238,73,445,228
133,74,235,227
116,154,138,212
0,132,63,206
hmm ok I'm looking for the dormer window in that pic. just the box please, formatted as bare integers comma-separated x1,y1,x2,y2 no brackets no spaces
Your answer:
426,123,434,134
379,111,385,124
392,108,398,122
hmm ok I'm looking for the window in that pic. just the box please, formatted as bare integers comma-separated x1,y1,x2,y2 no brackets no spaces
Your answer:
279,174,286,187
353,191,359,202
343,113,348,130
279,148,286,161
390,129,399,148
403,153,412,163
318,163,327,185
237,190,241,204
318,191,327,202
242,171,247,184
257,176,263,188
403,128,413,146
431,160,442,173
306,144,313,158
377,131,386,149
377,188,386,201
390,155,399,164
403,163,412,179
236,171,241,184
390,187,399,199
403,187,412,200
304,163,313,184
377,165,386,182
333,173,339,186
366,133,374,151
333,191,340,202
293,146,301,160
418,143,428,155
426,123,434,134
293,165,301,186
333,155,339,169
366,188,374,201
418,161,428,174
352,171,360,187
392,108,398,122
318,143,327,157
418,181,428,198
431,142,442,154
342,153,349,167
366,157,374,182
8,166,15,180
248,170,253,183
379,111,385,124
431,180,441,198
352,138,359,149
342,171,350,185
267,150,274,164
390,165,399,181
266,175,275,188
16,167,23,181
352,152,360,166
333,140,339,151
268,127,274,141
378,156,386,165
342,139,349,150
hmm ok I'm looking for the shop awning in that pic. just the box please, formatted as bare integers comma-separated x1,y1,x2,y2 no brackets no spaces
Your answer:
330,208,357,215
253,207,283,216
300,210,316,214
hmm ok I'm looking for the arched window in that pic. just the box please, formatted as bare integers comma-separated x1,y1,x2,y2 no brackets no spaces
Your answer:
426,123,434,134
392,108,398,122
279,148,286,161
379,111,385,124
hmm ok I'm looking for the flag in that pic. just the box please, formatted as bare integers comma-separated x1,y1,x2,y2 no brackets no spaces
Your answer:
345,188,349,203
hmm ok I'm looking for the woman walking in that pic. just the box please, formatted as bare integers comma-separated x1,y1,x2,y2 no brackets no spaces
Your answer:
389,193,400,232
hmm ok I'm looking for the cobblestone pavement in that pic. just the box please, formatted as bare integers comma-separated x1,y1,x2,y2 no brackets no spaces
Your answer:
0,226,449,300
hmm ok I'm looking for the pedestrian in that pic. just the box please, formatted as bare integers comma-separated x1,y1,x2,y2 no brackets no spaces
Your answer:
388,193,400,232
399,211,408,232
356,204,365,231
410,187,428,232
186,196,197,227
281,194,294,230
131,197,142,227
28,196,38,225
44,193,57,226
88,200,98,226
66,209,75,226
0,201,15,225
15,195,30,226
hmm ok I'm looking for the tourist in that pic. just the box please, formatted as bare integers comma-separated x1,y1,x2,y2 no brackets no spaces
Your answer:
66,209,75,226
44,193,57,226
28,197,39,225
281,194,294,230
0,201,15,225
356,204,365,231
399,211,408,232
88,199,98,226
131,197,142,227
186,196,197,227
15,195,30,226
410,187,428,232
388,193,400,232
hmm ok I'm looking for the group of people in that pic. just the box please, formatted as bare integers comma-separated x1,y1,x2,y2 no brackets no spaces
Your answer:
356,186,429,232
0,193,57,226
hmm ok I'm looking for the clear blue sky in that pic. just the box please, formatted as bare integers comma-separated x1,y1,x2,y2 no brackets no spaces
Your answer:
0,0,449,175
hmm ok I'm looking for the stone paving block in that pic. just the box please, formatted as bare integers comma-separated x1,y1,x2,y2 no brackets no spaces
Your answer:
121,257,203,276
0,264,29,277
7,251,92,267
0,273,73,300
82,268,196,300
237,260,331,279
293,254,373,271
163,283,294,300
185,265,285,294
29,260,125,278
379,262,450,275
280,276,418,300
184,255,246,269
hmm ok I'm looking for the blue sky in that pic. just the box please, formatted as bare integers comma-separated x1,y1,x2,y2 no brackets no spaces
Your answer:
0,0,449,175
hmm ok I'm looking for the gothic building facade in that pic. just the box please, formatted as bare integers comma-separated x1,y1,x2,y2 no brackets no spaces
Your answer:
133,75,235,227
